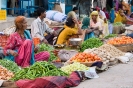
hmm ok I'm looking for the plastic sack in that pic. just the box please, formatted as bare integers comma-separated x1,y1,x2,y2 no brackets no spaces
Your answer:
84,67,99,79
0,80,4,87
58,50,78,62
124,53,133,61
116,56,129,64
46,10,67,22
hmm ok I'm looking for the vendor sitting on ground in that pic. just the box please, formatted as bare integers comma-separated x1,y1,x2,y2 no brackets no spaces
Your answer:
55,17,82,45
90,11,103,37
3,16,50,67
31,7,57,45
114,9,133,24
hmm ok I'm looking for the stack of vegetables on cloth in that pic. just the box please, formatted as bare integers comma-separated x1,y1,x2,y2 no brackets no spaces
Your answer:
2,16,50,67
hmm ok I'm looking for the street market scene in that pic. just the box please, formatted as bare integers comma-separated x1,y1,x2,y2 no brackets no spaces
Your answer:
0,0,133,88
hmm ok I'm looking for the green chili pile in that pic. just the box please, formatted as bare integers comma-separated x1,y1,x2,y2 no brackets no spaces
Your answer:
11,61,68,81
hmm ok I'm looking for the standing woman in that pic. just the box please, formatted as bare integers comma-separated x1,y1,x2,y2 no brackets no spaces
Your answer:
81,17,95,41
4,16,50,67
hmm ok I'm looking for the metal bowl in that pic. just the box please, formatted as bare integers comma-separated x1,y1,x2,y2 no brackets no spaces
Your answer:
69,38,82,46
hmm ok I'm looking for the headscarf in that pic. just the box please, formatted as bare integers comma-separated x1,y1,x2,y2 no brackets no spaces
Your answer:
14,16,26,30
82,17,90,29
90,11,99,20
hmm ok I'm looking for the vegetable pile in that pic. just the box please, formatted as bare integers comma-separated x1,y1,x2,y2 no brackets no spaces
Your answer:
0,59,20,73
84,48,116,65
0,65,14,80
107,36,133,45
104,34,117,39
38,43,57,62
99,44,125,57
113,22,123,26
81,38,103,52
61,62,88,74
69,53,101,63
11,61,68,81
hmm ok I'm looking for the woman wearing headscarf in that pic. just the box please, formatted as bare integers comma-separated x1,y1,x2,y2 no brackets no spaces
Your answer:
81,17,95,41
114,9,133,24
3,16,50,67
90,11,103,37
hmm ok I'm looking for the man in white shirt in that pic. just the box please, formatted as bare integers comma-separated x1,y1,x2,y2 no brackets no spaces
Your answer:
31,7,57,45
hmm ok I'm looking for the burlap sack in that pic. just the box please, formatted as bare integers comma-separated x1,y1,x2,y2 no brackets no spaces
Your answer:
113,25,126,34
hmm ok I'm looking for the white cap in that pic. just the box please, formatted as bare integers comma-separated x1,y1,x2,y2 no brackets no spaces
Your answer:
125,25,133,30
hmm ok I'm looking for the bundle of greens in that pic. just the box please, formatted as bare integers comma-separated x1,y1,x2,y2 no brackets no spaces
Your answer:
38,43,57,62
81,38,103,52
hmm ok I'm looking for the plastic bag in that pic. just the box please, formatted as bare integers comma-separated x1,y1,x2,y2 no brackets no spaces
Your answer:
124,53,133,61
0,80,4,87
84,67,99,79
117,56,129,64
58,50,78,62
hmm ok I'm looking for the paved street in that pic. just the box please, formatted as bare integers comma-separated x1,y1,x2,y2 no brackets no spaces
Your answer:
74,62,133,88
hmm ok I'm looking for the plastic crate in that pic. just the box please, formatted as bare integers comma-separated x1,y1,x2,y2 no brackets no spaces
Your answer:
0,34,9,47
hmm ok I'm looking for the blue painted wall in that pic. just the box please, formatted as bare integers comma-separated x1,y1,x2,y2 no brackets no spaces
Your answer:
65,5,73,14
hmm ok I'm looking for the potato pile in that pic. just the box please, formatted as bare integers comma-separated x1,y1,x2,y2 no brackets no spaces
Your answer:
99,44,125,57
84,48,116,65
0,65,14,80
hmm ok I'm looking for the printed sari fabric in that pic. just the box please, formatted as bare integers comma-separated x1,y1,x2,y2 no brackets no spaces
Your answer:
4,30,50,67
16,71,81,88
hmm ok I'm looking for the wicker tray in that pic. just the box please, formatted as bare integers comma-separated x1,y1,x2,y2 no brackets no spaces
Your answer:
114,44,133,52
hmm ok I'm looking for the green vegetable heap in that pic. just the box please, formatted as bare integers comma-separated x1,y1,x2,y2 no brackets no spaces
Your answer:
113,22,123,26
38,43,57,62
11,61,68,81
0,59,20,73
81,38,103,52
104,34,117,39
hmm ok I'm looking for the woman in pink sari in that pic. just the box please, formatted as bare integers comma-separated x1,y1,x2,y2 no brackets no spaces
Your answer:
4,16,50,67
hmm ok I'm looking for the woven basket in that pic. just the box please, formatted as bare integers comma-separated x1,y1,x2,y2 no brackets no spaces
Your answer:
114,44,133,52
0,34,9,47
